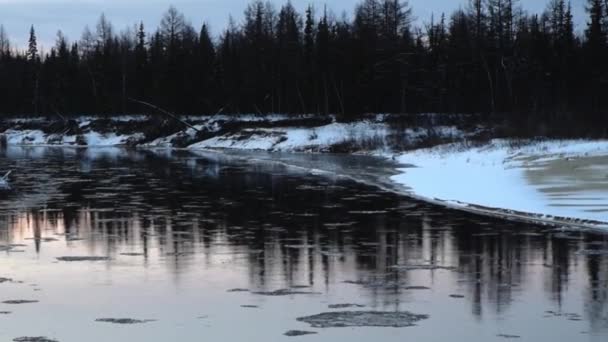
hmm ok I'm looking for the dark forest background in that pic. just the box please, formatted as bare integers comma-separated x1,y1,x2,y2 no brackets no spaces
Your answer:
0,0,607,131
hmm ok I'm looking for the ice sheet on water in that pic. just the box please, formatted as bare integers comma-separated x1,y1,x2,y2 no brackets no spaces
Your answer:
251,288,321,296
13,337,59,342
56,256,110,261
95,318,155,324
391,139,608,230
284,330,318,337
297,311,429,328
2,300,39,304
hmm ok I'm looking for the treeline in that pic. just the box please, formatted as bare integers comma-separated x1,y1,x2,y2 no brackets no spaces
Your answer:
0,0,607,123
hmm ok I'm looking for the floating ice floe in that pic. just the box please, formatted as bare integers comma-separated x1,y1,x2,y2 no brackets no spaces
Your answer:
95,318,156,324
297,311,429,328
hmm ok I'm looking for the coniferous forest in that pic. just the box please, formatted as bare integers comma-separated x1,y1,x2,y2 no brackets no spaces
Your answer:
0,0,607,129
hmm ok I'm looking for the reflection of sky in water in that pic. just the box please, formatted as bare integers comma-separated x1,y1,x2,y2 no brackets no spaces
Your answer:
0,147,606,342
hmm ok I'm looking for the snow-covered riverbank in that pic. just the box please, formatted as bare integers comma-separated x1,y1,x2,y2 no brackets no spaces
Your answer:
0,113,475,152
391,140,608,230
2,114,607,231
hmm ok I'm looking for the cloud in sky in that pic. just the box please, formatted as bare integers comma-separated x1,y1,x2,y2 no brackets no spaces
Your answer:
0,0,590,50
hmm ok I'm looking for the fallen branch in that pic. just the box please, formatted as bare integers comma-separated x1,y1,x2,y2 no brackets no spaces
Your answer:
128,98,200,132
51,105,68,123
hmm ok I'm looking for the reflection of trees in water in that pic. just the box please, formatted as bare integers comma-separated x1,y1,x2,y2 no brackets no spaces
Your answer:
0,147,607,330
3,198,607,327
585,254,608,330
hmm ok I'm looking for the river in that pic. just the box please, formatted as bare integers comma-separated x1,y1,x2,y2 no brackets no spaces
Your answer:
0,147,606,341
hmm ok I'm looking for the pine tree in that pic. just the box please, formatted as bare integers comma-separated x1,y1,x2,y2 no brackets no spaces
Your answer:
469,0,486,41
27,25,38,62
135,22,148,100
136,22,146,57
304,5,315,66
316,8,330,114
564,1,574,48
27,25,40,115
585,0,608,113
586,0,606,50
0,25,9,56
199,24,215,70
198,23,216,112
55,31,69,58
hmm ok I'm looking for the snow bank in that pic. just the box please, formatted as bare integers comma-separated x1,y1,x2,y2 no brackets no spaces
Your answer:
183,113,318,123
189,121,391,151
83,132,144,146
189,122,467,152
76,114,149,122
2,129,143,147
4,129,47,145
391,139,608,228
142,124,217,148
2,114,473,151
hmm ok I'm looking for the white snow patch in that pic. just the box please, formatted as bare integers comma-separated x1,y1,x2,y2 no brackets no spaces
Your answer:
76,115,149,122
189,121,461,152
183,113,322,123
143,125,210,148
62,135,78,145
188,123,349,151
84,132,144,146
391,139,608,227
2,129,144,147
4,129,47,145
78,120,92,128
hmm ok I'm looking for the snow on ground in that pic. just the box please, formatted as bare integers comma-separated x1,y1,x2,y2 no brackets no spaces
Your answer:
142,124,218,148
183,113,319,123
142,127,199,148
2,129,143,146
2,114,471,151
83,132,144,146
189,121,391,151
391,139,608,227
189,122,466,152
4,129,47,145
75,114,149,122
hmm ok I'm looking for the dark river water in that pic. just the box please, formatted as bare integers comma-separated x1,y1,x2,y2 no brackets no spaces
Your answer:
0,147,607,342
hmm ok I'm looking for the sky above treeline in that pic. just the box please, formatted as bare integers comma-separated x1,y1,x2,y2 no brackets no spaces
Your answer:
0,0,589,50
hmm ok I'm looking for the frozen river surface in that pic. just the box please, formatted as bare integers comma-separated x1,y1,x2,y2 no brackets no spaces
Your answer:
0,147,607,342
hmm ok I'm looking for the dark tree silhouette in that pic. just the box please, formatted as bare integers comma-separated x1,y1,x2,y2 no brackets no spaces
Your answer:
0,0,606,136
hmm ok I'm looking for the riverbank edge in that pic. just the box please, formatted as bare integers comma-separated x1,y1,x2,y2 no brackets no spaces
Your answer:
1,113,607,233
185,147,608,234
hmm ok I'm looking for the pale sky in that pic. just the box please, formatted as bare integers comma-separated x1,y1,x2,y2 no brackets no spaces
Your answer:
0,0,589,51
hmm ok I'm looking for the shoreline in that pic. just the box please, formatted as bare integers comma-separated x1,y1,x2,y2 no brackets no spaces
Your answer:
2,113,607,233
3,143,608,234
190,148,608,234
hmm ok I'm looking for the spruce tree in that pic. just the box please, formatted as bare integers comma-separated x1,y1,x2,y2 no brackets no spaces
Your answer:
27,25,38,62
586,0,606,50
